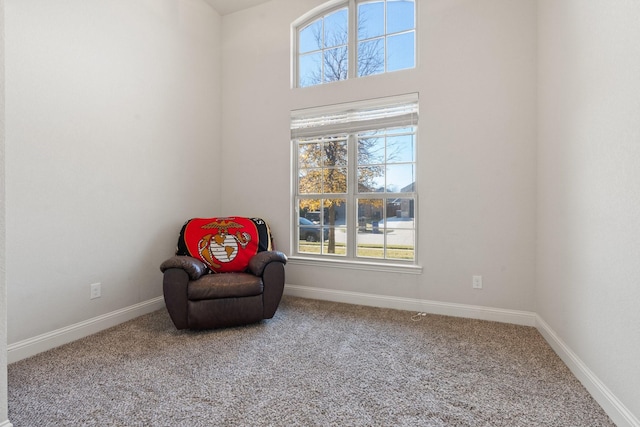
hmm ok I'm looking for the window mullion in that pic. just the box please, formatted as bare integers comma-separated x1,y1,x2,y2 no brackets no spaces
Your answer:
348,0,357,80
383,1,388,74
321,18,326,83
346,133,357,258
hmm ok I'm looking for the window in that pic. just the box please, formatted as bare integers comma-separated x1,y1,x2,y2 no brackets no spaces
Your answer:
299,7,349,86
357,0,416,76
296,0,416,88
292,94,418,263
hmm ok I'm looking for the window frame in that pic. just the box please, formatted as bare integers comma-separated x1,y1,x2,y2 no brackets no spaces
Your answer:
292,0,417,88
291,94,419,269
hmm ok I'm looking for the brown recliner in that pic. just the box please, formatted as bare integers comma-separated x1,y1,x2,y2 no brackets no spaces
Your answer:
160,251,287,330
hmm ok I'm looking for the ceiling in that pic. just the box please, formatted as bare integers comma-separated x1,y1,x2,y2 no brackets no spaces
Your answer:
203,0,272,16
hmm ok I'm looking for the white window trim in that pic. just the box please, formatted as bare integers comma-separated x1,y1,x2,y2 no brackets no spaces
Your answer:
288,255,423,274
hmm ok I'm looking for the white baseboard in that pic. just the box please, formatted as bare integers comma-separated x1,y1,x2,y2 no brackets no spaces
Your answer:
0,420,14,427
536,315,640,427
284,284,537,326
7,297,165,364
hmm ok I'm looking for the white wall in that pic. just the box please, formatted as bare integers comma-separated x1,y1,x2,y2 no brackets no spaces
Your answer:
221,0,538,310
537,0,640,422
4,0,222,344
0,0,10,422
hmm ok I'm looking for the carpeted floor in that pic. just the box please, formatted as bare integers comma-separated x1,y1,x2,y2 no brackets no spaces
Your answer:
8,296,614,426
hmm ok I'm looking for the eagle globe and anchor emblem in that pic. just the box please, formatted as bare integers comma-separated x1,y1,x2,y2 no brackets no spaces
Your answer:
197,219,252,270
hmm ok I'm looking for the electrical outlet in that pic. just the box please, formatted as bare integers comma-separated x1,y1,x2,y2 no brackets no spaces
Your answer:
90,282,102,299
472,275,483,289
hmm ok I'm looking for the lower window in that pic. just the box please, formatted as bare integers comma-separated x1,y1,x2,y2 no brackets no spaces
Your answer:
292,94,418,263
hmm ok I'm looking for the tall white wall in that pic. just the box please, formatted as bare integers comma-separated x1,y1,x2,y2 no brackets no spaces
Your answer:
0,0,10,422
221,0,538,310
537,0,640,421
5,0,222,343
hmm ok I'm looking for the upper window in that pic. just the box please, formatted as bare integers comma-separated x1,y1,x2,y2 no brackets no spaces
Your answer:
296,0,416,88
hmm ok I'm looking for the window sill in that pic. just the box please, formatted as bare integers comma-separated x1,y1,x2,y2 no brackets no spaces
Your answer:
288,256,423,275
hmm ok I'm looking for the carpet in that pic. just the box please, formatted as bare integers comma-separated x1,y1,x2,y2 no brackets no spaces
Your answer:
8,296,614,426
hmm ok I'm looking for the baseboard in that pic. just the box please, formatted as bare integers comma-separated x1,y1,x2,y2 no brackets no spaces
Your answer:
0,420,14,427
7,297,165,364
284,284,537,326
536,315,640,427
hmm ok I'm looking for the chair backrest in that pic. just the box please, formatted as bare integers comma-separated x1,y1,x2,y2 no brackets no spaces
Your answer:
176,217,273,273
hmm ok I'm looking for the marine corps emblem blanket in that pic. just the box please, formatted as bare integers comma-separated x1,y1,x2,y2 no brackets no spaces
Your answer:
176,217,272,273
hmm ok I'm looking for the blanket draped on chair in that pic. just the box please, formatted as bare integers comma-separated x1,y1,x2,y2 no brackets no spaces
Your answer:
176,217,272,273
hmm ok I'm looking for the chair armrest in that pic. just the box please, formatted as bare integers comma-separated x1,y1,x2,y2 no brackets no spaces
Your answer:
162,268,190,330
262,262,285,319
248,251,287,276
160,256,208,280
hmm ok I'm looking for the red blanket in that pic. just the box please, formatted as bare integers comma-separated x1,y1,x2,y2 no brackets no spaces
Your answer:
176,217,272,273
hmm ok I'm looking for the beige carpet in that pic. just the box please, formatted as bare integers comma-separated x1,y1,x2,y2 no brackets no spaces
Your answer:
8,296,614,426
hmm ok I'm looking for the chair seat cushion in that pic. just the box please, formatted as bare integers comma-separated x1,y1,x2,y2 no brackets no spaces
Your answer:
188,273,263,300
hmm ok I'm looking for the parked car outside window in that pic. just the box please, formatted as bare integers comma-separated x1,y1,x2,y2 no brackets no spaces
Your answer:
299,217,328,242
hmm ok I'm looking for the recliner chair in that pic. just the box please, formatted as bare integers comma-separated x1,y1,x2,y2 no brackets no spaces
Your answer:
159,217,287,330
